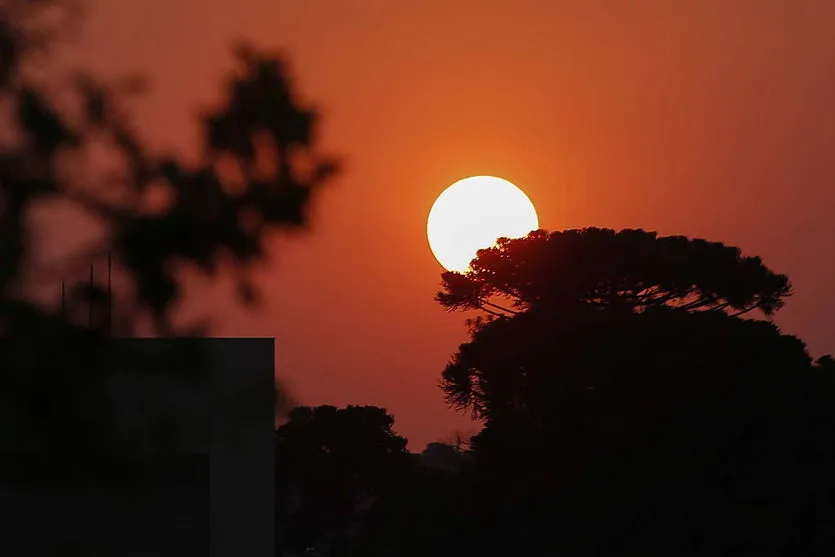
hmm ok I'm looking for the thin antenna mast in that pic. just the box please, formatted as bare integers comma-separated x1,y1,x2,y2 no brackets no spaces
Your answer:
107,252,112,336
88,264,94,328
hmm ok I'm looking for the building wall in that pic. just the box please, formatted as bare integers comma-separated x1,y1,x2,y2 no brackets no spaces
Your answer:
0,338,276,557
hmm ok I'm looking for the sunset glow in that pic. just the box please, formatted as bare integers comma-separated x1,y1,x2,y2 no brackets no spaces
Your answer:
426,176,539,272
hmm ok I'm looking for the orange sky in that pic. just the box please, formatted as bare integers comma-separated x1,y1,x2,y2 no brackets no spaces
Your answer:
64,0,835,450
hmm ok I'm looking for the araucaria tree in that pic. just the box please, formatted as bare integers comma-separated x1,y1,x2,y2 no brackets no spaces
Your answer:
436,227,835,554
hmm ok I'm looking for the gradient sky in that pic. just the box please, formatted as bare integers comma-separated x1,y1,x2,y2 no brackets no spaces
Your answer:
61,0,835,450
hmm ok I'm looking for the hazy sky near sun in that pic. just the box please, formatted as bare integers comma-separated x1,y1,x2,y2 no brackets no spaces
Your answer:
60,0,835,450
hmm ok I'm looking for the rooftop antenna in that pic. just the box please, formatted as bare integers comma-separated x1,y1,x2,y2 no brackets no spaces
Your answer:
89,263,94,328
107,251,112,337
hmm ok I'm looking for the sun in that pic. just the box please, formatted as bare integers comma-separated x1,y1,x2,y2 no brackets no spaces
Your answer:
427,176,539,273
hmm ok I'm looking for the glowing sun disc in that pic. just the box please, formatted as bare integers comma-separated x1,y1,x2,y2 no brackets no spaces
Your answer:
427,175,539,272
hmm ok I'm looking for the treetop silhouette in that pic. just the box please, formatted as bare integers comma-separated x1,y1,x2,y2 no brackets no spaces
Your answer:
2,1,338,334
276,405,411,555
435,227,823,454
437,227,792,319
2,0,336,482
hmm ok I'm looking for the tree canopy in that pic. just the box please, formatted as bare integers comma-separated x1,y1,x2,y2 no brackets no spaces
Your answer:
1,0,336,484
429,227,835,555
276,405,411,555
437,227,792,319
0,3,340,331
438,228,799,421
1,0,337,333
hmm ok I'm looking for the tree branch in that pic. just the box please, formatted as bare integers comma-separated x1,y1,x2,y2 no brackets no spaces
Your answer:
729,301,762,318
481,298,520,316
477,304,508,319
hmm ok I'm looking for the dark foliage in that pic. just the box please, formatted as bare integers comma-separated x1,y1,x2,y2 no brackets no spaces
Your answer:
1,0,335,485
276,405,412,555
437,227,791,318
274,233,833,556
424,228,835,555
1,2,337,333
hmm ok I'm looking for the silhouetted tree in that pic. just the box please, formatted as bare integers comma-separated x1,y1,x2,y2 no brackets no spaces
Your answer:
419,442,462,472
276,405,411,556
346,438,488,557
1,0,336,484
434,228,835,555
438,227,791,321
817,354,835,373
2,1,337,333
